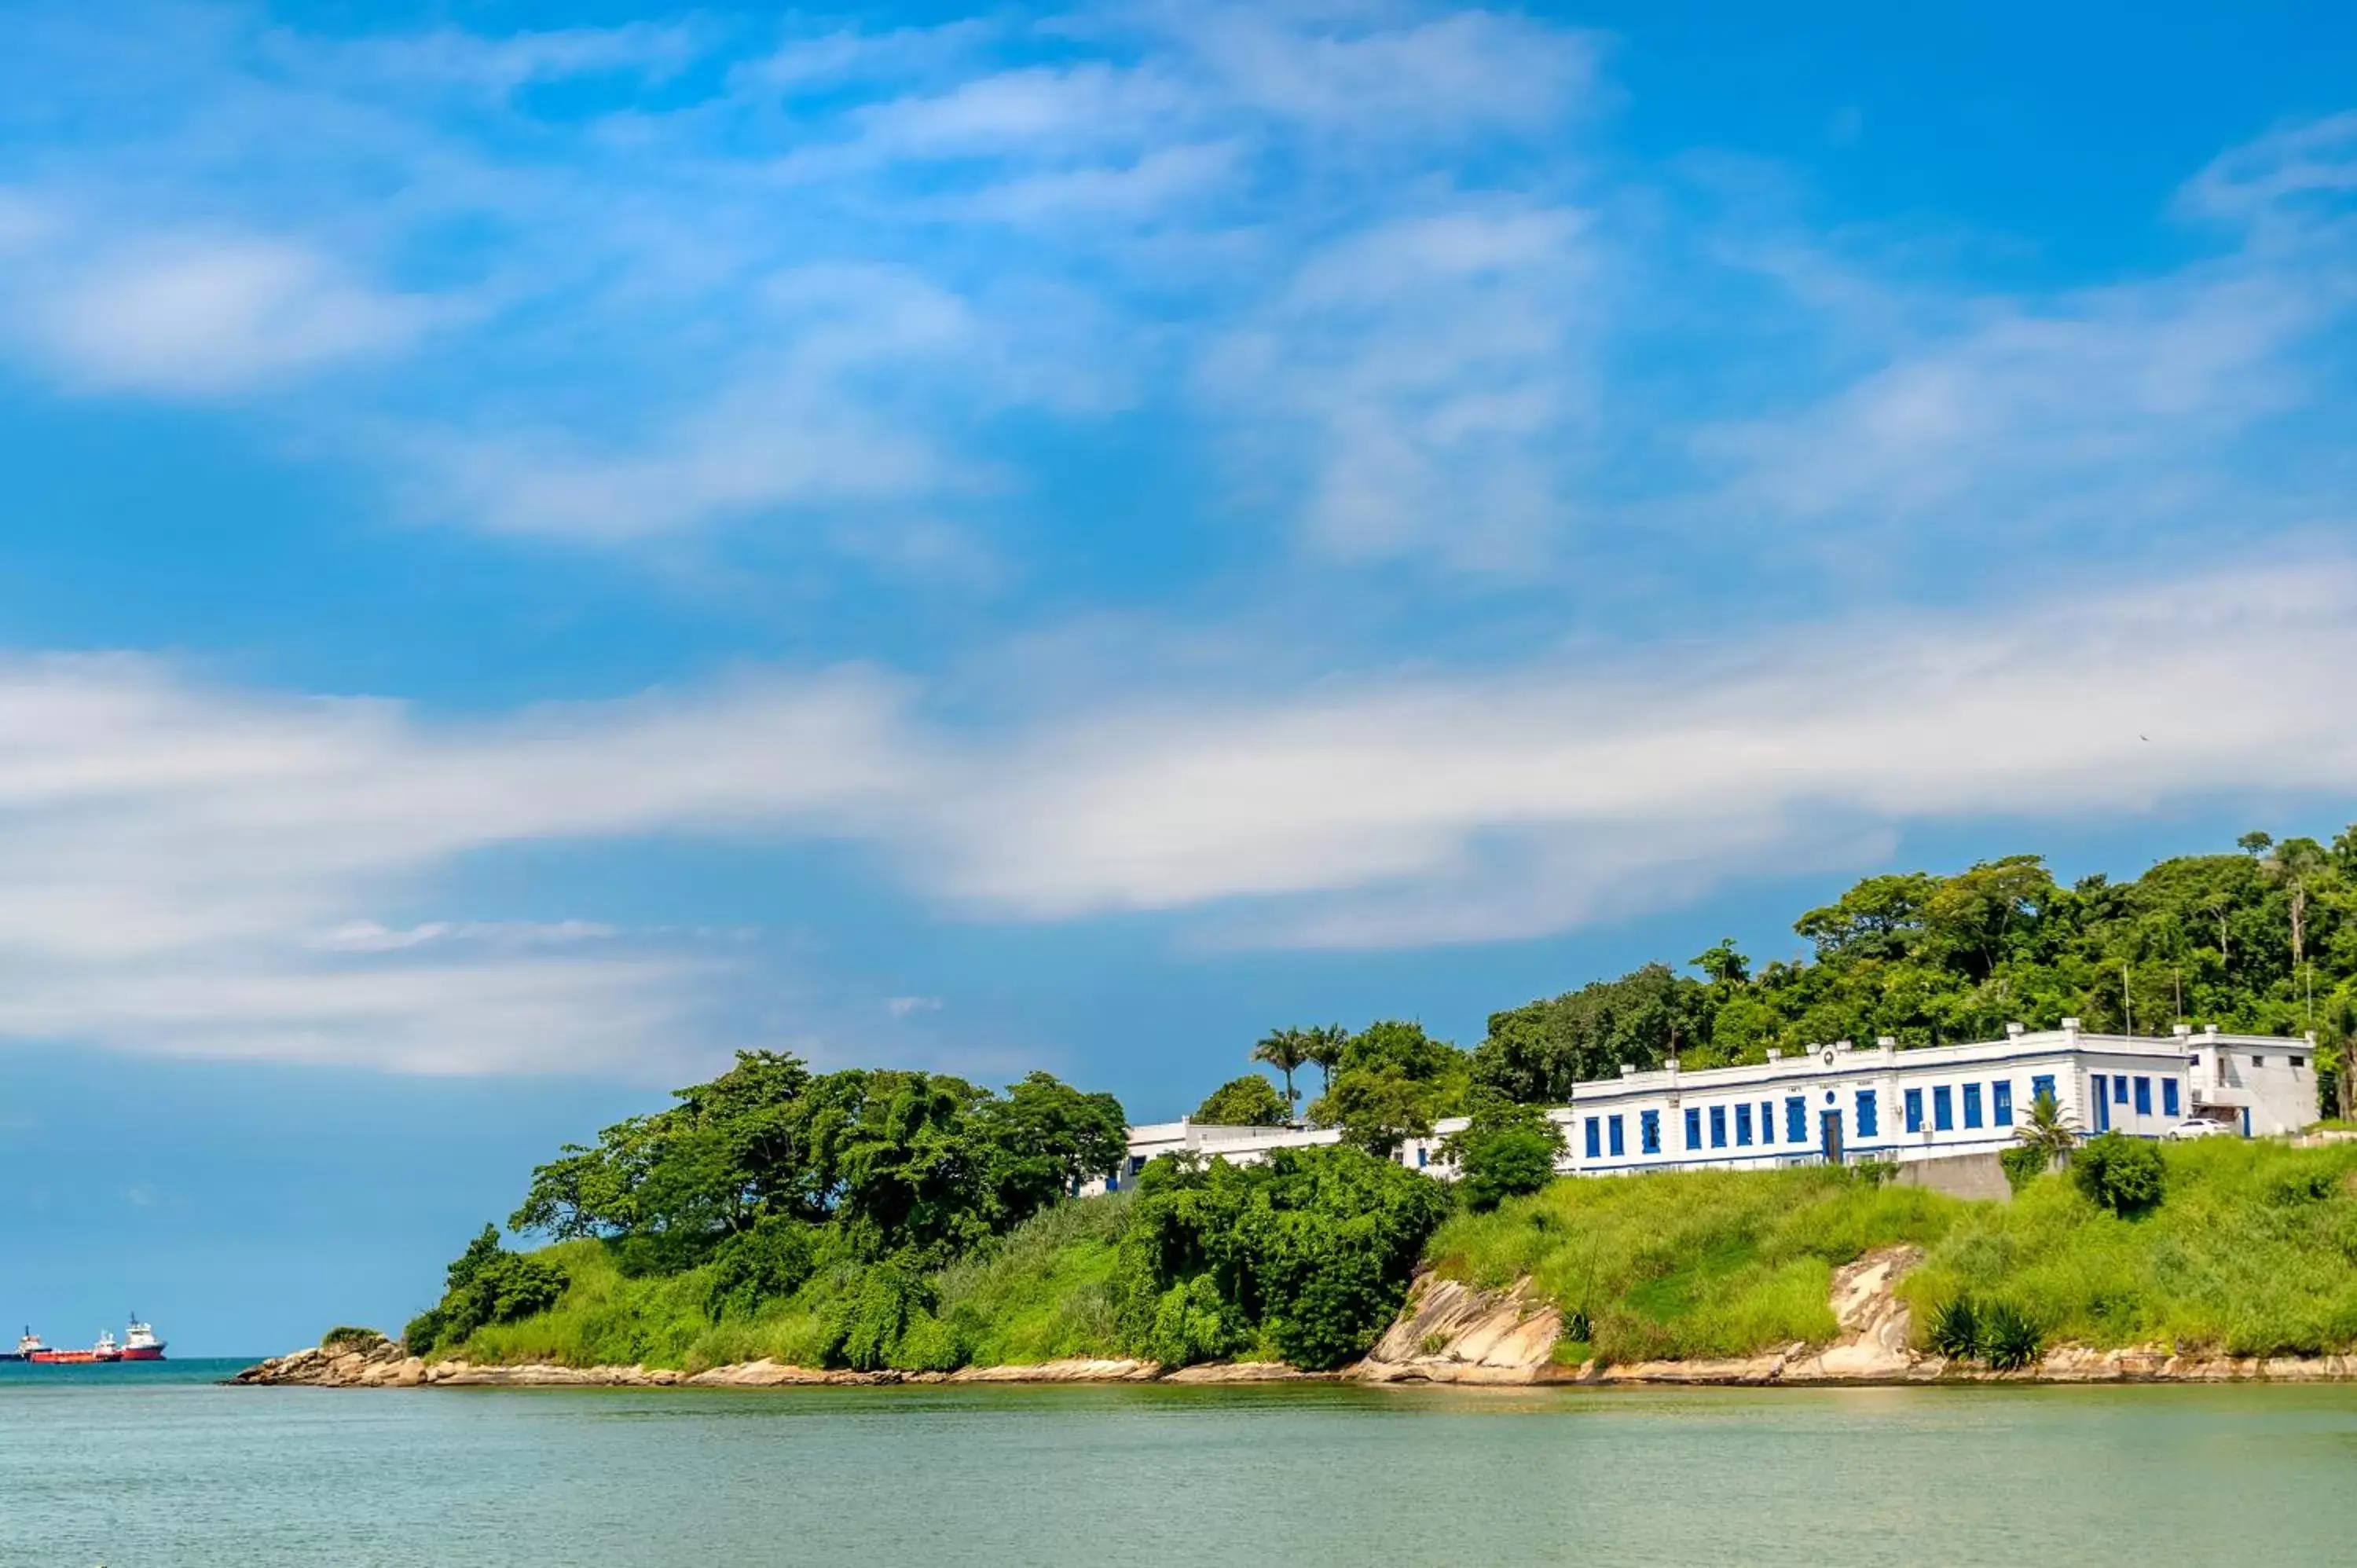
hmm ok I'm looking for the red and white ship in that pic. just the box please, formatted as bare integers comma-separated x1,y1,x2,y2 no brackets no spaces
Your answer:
119,1317,167,1361
19,1317,166,1365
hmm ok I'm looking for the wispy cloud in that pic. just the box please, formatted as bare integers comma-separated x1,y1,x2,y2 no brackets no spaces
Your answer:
4,558,2355,1069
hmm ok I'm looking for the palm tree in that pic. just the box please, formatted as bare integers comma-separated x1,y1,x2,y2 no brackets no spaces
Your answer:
1302,1024,1351,1101
1250,1028,1310,1118
2014,1087,2080,1172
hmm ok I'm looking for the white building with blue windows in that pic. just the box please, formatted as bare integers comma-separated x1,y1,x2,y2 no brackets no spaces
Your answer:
1393,1020,2316,1178
1103,1022,2319,1190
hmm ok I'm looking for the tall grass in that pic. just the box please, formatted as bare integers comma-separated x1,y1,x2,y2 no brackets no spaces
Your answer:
1900,1139,2357,1357
449,1198,1135,1372
1428,1167,1959,1363
1430,1142,2357,1364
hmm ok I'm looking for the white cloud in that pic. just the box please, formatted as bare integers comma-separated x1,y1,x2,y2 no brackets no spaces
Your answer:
1170,5,1600,135
2,559,2355,1065
918,559,2357,944
308,920,618,953
22,232,431,396
1695,117,2357,536
1203,200,1599,566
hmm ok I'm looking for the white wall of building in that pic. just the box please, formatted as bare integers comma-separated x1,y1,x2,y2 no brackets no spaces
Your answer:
1094,1025,2319,1191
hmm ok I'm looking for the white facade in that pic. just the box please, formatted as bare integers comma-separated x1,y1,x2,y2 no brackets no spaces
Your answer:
1098,1023,2319,1189
1541,1023,2315,1177
1080,1117,1343,1196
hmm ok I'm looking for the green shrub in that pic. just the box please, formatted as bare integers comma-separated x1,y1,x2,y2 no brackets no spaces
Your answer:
702,1218,817,1321
826,1258,929,1371
2000,1145,2051,1193
2073,1132,2165,1217
1448,1102,1566,1213
405,1225,570,1355
1148,1276,1243,1366
1981,1301,2043,1370
320,1325,385,1352
1929,1295,1981,1360
1115,1145,1450,1370
890,1313,969,1372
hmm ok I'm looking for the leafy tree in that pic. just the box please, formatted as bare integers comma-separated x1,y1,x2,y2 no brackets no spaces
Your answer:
1312,1020,1471,1154
1114,1145,1450,1371
972,1072,1130,1229
2072,1131,2165,1217
403,1225,569,1354
1444,1101,1565,1211
1193,1074,1292,1127
1473,964,1712,1101
1250,1028,1311,1114
702,1216,819,1321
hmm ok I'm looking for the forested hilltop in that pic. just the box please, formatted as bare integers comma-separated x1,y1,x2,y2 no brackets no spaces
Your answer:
1215,828,2357,1149
389,828,2355,1378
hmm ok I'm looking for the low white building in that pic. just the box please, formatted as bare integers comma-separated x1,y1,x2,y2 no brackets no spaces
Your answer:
1099,1023,2318,1189
1527,1022,2316,1178
1083,1118,1343,1195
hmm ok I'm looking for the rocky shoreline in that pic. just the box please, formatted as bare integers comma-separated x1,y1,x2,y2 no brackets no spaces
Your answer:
236,1251,2357,1390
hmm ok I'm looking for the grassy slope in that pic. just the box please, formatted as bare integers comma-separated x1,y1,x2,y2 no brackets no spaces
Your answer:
1428,1140,2357,1363
449,1194,1134,1373
443,1142,2357,1372
1428,1166,1959,1363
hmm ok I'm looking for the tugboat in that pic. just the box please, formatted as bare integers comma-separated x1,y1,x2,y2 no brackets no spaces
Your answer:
119,1316,167,1361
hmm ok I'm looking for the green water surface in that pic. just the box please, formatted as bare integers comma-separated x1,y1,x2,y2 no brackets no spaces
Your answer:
4,1362,2355,1565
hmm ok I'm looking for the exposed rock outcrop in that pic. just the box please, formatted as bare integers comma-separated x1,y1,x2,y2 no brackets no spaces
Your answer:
1358,1275,1564,1384
235,1345,1165,1389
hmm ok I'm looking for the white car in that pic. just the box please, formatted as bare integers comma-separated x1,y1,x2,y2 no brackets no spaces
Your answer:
2164,1118,2234,1141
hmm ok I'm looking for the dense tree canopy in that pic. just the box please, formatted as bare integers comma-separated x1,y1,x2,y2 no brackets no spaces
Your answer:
508,1053,1127,1262
1307,1020,1472,1155
1114,1145,1451,1370
1456,830,2357,1112
1193,1074,1292,1127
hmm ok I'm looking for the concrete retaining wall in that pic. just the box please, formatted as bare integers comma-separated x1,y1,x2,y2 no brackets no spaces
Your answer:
1893,1151,2011,1202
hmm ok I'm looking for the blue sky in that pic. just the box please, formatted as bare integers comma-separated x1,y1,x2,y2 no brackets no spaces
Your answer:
1,0,2354,1353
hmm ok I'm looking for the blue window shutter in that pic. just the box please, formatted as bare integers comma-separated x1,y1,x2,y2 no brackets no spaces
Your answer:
1641,1110,1661,1154
1962,1084,1982,1130
1933,1086,1953,1131
2163,1079,2179,1117
1585,1117,1601,1160
1904,1088,1923,1133
1609,1116,1626,1157
1856,1090,1878,1139
1686,1107,1703,1149
1787,1097,1806,1142
2113,1075,2129,1104
1993,1081,2014,1126
1710,1105,1727,1148
2032,1073,2055,1105
1417,1146,1428,1167
1735,1104,1753,1145
1759,1101,1774,1144
2133,1077,2151,1116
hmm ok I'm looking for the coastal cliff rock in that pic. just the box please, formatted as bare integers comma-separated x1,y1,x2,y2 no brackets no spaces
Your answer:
1358,1275,1564,1384
1593,1244,1931,1385
235,1344,1167,1389
236,1241,2357,1390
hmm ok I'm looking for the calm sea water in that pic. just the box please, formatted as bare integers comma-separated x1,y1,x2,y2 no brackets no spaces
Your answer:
5,1361,2357,1565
